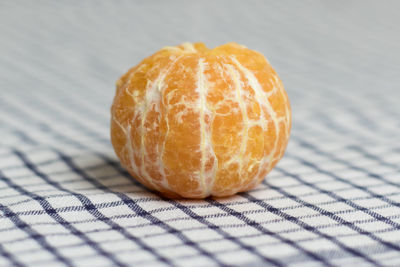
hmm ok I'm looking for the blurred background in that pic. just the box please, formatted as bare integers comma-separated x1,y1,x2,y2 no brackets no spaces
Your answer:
1,0,399,151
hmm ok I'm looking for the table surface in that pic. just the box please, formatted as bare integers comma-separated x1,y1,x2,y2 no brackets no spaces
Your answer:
1,1,400,266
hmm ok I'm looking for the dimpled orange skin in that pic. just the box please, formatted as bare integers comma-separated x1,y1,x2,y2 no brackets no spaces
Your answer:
111,42,291,198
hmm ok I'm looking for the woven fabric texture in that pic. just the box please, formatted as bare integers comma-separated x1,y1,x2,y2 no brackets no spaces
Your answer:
1,1,400,266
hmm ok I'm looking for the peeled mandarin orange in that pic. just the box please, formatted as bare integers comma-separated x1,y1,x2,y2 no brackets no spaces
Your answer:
111,42,291,198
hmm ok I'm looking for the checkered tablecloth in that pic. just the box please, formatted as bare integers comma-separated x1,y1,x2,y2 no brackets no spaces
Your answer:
1,1,400,266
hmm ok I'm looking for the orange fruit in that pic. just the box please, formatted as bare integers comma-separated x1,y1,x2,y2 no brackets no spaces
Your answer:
111,42,291,198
